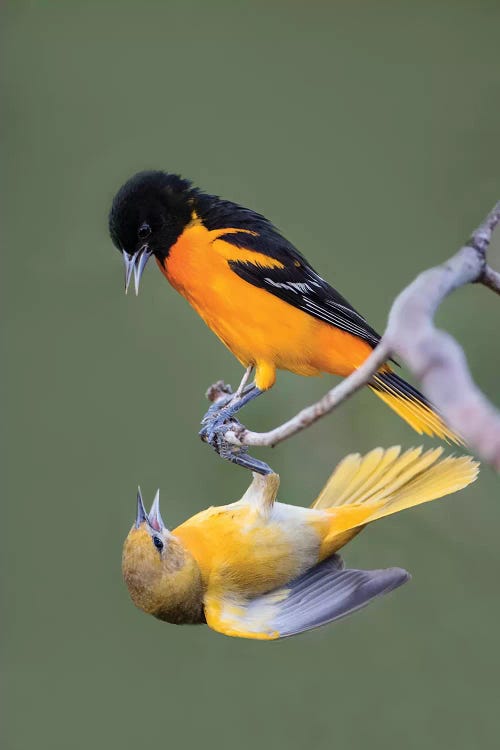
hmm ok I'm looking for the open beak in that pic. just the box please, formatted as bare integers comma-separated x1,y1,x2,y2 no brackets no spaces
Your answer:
135,487,149,528
123,245,153,295
135,487,168,533
148,490,166,532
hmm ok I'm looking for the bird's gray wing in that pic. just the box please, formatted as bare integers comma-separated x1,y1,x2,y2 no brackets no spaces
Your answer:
204,555,410,640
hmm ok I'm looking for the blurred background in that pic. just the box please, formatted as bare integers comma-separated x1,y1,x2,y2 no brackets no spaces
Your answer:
2,1,500,748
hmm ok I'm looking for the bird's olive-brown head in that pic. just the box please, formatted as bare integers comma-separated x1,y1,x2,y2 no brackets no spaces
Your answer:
122,488,204,625
108,171,195,295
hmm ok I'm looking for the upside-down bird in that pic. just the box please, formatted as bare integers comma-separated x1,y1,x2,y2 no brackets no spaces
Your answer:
109,171,460,465
122,446,477,640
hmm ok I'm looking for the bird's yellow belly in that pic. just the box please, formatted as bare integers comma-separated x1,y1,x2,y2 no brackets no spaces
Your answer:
173,504,321,599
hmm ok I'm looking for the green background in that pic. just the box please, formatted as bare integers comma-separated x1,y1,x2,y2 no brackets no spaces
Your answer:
3,2,500,748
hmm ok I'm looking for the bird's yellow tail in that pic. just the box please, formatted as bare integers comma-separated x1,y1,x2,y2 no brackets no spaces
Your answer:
312,446,479,553
369,371,462,444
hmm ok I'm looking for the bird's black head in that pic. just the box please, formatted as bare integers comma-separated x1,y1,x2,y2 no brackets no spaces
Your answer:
108,170,194,294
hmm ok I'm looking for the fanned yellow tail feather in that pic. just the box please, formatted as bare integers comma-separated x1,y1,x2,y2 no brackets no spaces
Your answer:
313,446,479,544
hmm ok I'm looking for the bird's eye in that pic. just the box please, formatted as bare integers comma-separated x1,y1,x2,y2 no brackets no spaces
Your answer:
152,535,164,552
138,222,151,240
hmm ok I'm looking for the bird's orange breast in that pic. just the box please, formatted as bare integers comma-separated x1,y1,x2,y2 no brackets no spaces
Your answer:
159,222,374,388
160,224,317,377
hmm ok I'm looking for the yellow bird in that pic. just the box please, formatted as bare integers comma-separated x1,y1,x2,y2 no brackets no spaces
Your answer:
123,447,478,640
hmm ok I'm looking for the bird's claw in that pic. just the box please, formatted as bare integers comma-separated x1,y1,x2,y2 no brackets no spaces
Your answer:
199,409,273,475
199,407,236,446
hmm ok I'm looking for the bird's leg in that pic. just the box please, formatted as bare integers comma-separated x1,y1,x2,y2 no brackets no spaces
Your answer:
200,384,273,473
200,373,274,473
202,405,273,475
204,367,255,414
218,437,273,475
221,385,263,421
232,366,254,401
201,379,256,428
200,366,260,440
200,385,263,444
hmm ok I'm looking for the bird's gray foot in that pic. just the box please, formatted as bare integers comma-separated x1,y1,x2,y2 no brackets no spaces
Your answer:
199,383,272,474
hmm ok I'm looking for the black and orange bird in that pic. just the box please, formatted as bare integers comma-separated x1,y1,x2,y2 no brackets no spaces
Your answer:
108,171,459,468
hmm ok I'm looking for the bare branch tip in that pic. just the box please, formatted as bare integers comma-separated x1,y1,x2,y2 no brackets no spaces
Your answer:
205,380,233,403
481,265,500,296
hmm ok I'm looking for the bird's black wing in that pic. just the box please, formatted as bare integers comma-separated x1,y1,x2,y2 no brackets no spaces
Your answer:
223,229,382,348
196,191,382,348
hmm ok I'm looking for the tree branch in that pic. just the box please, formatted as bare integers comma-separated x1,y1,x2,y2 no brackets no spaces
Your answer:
481,265,500,295
208,201,500,471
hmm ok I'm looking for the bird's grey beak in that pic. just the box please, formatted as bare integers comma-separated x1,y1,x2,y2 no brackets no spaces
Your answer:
123,245,153,296
148,489,166,532
135,487,149,528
